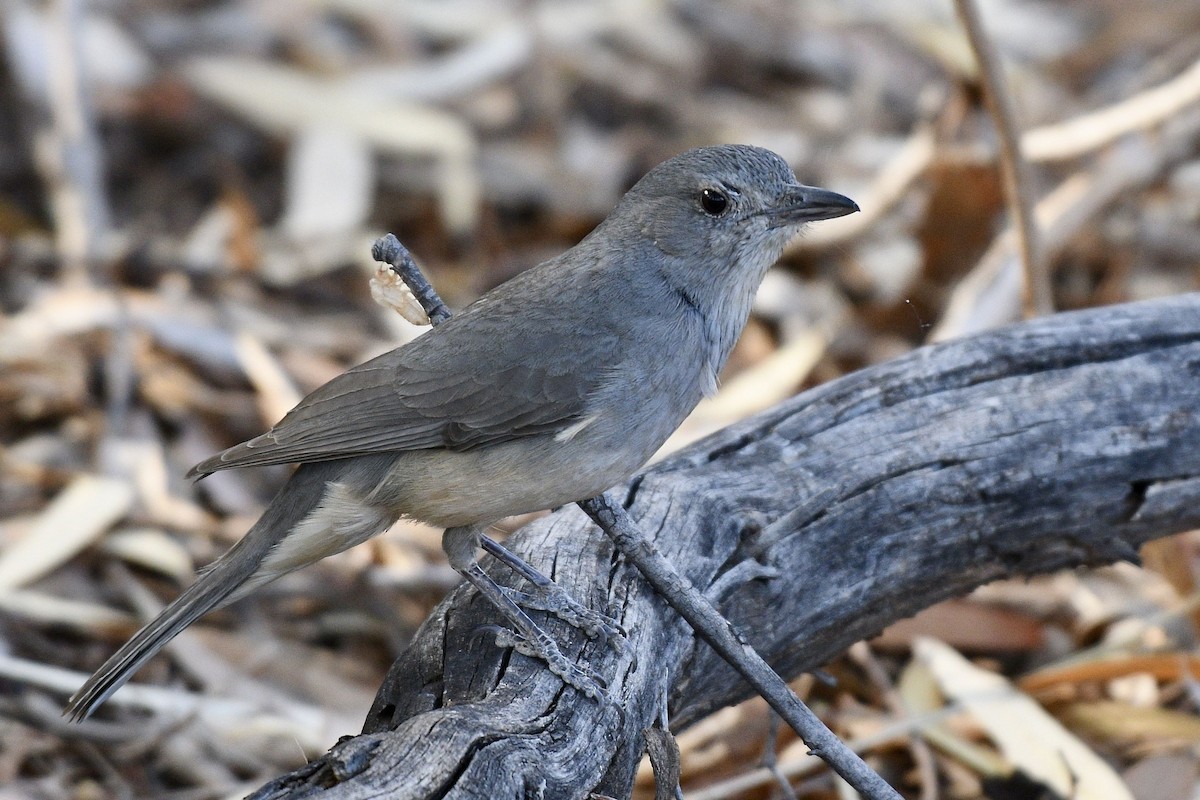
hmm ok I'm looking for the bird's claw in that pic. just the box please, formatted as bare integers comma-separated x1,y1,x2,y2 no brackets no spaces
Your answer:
487,626,609,701
502,586,626,649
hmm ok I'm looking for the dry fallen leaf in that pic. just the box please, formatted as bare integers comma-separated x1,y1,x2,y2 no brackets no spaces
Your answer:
0,589,137,638
0,474,133,591
915,637,1134,800
1061,701,1200,752
101,528,194,582
1020,652,1200,695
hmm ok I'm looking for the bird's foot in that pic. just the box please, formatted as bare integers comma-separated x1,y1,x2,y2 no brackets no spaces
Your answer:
502,585,625,648
481,534,625,647
461,562,608,701
488,626,608,700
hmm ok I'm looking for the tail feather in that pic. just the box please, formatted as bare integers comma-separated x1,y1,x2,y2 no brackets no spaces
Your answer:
64,546,259,721
65,462,342,721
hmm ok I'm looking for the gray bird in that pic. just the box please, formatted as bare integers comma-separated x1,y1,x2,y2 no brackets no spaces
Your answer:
66,144,857,719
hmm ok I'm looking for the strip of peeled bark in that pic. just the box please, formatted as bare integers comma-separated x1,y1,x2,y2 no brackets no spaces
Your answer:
251,293,1200,800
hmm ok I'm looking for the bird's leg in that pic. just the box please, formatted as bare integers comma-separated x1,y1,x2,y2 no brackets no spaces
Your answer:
479,534,625,646
443,525,605,700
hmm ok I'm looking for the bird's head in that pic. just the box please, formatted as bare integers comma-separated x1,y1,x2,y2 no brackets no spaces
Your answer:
617,144,858,269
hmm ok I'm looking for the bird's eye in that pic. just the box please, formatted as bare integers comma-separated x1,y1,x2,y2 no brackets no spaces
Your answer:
700,187,729,216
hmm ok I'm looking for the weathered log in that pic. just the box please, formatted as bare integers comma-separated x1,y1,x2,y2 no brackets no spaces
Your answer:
250,293,1200,799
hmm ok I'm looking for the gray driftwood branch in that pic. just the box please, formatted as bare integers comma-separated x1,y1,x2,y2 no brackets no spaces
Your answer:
251,293,1200,800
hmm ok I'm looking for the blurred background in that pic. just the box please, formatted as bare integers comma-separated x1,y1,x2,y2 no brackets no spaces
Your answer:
2,1,1200,798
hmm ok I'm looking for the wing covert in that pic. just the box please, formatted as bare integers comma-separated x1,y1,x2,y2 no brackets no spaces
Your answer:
189,309,613,478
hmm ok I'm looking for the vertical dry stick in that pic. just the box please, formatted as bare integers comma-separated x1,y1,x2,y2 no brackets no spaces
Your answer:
953,0,1052,318
43,0,129,433
44,0,111,281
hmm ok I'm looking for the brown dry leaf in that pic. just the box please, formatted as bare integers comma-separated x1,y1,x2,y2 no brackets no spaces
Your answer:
5,2,1200,796
0,651,352,755
875,598,1045,653
0,284,121,358
191,627,380,712
1141,533,1200,633
915,637,1134,800
0,474,133,590
1020,652,1200,695
1060,701,1200,752
136,340,226,417
0,346,89,426
897,658,1011,778
670,696,773,781
102,436,212,533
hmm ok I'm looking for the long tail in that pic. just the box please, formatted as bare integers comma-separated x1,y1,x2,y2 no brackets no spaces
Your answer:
64,461,345,721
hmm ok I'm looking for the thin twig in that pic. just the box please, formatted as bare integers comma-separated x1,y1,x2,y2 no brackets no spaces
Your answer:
371,233,904,800
371,234,453,325
43,0,111,280
931,113,1200,341
578,494,902,800
687,705,967,800
849,641,939,800
953,0,1051,318
42,0,133,448
759,711,799,800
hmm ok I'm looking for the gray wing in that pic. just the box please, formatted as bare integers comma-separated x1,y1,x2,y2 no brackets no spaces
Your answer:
189,306,614,478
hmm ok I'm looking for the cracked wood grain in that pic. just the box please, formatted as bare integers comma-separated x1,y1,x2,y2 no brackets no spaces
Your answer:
250,293,1200,800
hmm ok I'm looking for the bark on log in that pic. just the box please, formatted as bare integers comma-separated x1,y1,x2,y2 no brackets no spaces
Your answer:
250,293,1200,800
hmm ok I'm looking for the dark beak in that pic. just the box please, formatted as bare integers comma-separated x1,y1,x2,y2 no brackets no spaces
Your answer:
765,185,859,224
